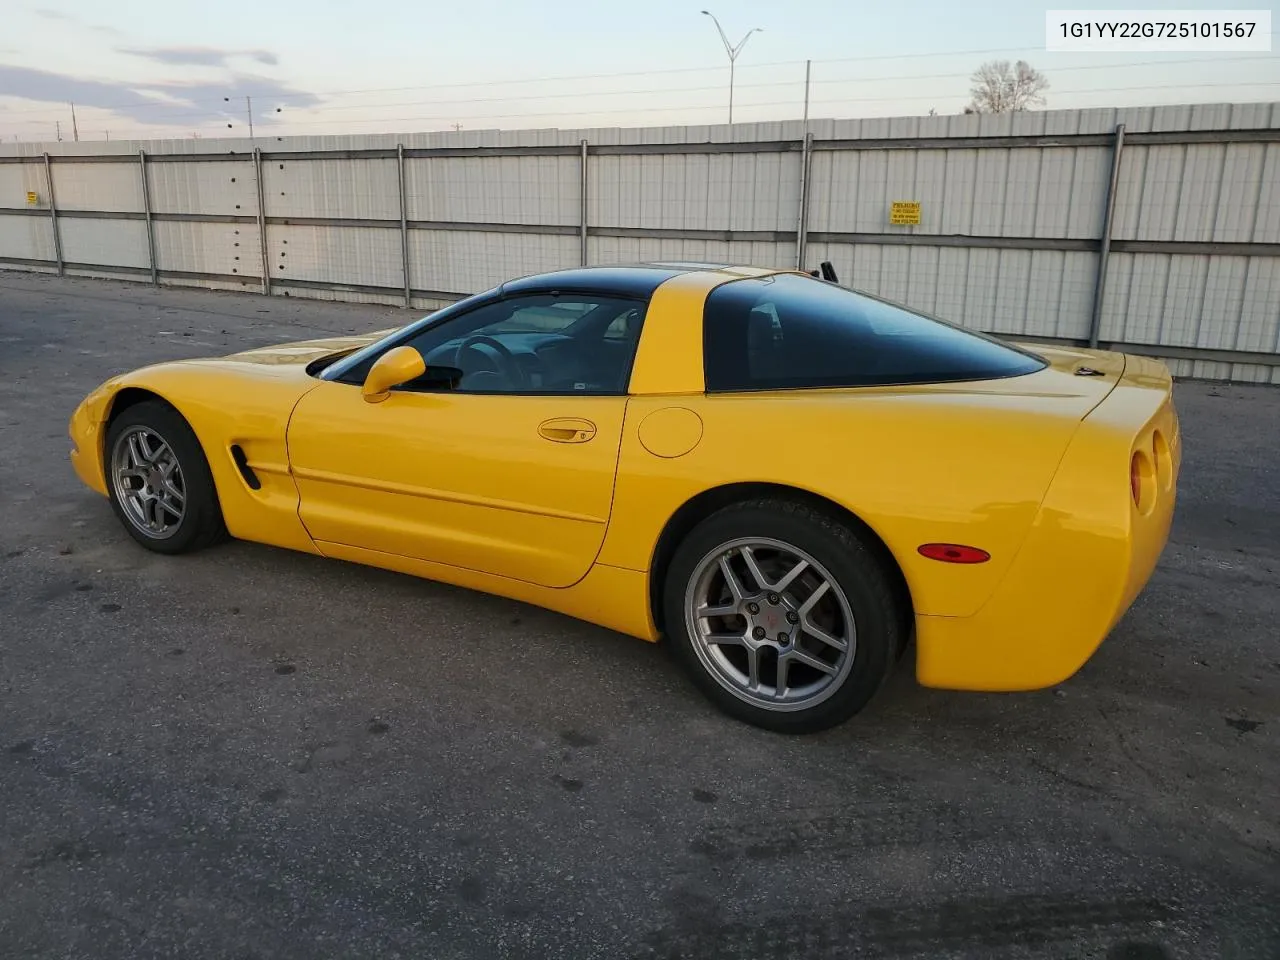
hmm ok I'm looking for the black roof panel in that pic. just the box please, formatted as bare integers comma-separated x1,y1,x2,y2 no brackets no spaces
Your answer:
643,261,734,270
498,264,691,299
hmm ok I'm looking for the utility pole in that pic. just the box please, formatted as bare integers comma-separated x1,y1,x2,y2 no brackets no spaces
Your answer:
224,96,255,137
70,102,79,141
801,60,811,129
56,120,62,141
700,9,762,126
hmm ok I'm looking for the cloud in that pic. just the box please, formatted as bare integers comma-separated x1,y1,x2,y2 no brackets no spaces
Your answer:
121,46,279,68
34,8,122,36
0,64,320,127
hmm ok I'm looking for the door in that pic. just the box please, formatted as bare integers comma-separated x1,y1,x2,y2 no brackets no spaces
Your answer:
286,291,647,589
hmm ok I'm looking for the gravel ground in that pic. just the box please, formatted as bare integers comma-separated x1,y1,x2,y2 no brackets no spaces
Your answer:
1,271,1277,960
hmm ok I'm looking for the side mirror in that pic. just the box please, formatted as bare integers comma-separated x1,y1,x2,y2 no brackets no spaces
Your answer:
362,345,425,403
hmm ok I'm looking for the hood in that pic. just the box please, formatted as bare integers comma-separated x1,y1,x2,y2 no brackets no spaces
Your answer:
214,328,399,367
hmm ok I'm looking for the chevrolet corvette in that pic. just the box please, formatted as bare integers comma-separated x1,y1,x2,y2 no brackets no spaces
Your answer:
69,262,1180,732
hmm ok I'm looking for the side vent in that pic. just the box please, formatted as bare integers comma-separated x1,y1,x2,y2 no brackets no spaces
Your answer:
230,444,262,490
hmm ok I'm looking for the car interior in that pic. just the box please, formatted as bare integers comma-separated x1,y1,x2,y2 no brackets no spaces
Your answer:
407,296,646,395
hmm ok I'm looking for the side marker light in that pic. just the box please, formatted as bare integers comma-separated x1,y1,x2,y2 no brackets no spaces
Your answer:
918,543,990,564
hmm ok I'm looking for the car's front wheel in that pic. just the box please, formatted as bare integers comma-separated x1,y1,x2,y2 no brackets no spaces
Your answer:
105,399,227,555
663,498,904,733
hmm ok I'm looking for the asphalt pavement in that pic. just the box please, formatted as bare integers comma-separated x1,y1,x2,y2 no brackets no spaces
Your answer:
1,271,1277,960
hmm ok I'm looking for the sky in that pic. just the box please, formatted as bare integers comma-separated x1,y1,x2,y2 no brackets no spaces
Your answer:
1,0,1277,143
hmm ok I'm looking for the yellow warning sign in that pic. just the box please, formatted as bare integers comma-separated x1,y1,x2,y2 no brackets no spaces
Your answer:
26,191,38,205
889,201,921,225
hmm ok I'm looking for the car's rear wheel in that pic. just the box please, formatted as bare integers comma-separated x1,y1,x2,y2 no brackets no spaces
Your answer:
663,498,903,733
105,400,226,555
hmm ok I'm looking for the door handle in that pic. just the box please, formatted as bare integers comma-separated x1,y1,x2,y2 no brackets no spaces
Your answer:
538,418,597,443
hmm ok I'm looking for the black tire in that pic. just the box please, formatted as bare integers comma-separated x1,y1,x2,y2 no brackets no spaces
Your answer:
104,399,228,555
662,498,904,734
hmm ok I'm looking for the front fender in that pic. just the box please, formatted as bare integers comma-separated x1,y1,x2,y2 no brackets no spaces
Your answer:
69,374,123,496
69,360,322,555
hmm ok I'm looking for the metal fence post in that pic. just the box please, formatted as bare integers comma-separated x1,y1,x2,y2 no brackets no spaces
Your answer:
1088,123,1125,348
138,149,158,285
398,143,411,306
579,139,589,267
252,147,271,296
42,153,64,276
794,132,814,269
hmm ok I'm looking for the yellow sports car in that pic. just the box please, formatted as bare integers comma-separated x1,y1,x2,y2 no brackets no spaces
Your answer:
69,262,1180,732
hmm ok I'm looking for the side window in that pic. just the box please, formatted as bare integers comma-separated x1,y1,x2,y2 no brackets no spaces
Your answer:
483,300,596,334
703,274,1046,391
603,307,641,341
348,293,647,395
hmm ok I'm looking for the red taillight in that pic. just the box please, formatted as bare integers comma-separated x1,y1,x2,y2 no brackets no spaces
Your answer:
917,543,990,564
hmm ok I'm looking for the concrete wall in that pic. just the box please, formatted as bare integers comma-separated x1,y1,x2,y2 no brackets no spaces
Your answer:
3,101,1279,383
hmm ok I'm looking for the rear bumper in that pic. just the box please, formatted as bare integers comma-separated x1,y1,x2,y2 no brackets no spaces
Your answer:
915,359,1179,691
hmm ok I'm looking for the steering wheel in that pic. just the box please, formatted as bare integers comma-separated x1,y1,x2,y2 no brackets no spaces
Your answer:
452,335,527,389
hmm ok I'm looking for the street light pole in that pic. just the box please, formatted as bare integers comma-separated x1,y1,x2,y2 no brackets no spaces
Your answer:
701,10,761,126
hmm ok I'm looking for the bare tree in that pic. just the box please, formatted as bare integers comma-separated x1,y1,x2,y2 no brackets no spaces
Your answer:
967,60,1049,113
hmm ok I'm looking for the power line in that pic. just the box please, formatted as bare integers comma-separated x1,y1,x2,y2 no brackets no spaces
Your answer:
813,54,1280,86
251,47,1280,100
215,46,1027,100
0,48,1272,118
0,56,823,116
232,55,1280,118
812,80,1280,105
5,54,1274,132
8,80,803,125
15,82,1279,139
239,80,1280,130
